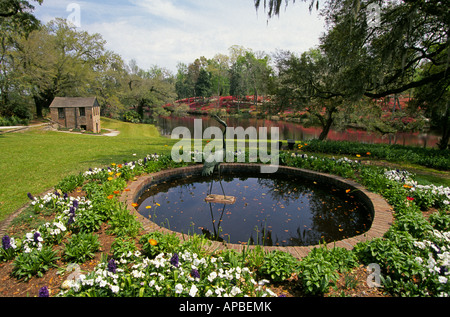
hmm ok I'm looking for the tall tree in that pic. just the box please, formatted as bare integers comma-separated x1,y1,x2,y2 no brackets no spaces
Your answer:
229,57,248,110
228,47,273,112
0,0,42,118
195,68,212,99
120,60,176,118
208,53,231,98
16,18,108,117
241,51,272,110
276,48,353,140
175,62,192,100
0,0,42,28
258,0,450,147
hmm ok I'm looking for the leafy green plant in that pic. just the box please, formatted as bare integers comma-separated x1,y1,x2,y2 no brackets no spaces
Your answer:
70,207,104,234
0,235,20,262
259,250,298,282
297,246,358,296
63,232,100,263
220,249,244,268
107,206,142,238
12,247,59,281
391,211,433,240
39,221,68,245
243,245,266,270
110,237,138,260
55,173,85,193
342,272,359,290
178,233,213,258
428,210,450,231
139,232,181,258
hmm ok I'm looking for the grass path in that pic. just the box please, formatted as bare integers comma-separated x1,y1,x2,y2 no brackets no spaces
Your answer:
0,118,175,221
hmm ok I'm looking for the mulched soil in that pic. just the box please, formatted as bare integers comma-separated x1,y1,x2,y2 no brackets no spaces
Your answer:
268,265,388,298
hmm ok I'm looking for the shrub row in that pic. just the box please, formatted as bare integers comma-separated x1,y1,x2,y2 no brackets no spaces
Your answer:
0,116,29,127
300,140,450,170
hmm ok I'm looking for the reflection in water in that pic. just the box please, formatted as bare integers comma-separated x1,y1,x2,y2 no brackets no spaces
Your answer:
153,115,439,147
137,173,372,247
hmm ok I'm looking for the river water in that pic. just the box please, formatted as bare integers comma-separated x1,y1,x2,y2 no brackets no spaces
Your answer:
153,115,440,148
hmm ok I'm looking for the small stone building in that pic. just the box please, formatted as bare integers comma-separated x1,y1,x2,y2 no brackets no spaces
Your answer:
49,97,101,133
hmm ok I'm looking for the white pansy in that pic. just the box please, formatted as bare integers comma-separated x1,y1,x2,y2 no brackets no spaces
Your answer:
175,283,183,294
189,284,198,297
438,276,448,284
110,285,120,294
207,271,217,282
230,286,242,296
205,289,213,297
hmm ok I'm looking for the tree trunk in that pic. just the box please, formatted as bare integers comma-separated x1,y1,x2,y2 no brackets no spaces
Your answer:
33,95,44,118
316,106,337,141
318,115,334,141
33,91,54,118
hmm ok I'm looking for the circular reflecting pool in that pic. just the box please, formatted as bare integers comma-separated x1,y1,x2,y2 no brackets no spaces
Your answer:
137,172,372,246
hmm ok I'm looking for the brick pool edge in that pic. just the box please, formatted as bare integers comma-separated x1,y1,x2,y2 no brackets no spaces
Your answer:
120,164,394,259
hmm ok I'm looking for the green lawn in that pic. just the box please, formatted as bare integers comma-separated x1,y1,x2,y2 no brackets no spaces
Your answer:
0,118,175,221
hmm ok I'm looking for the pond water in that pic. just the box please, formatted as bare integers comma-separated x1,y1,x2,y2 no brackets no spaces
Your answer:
153,115,439,147
137,172,372,247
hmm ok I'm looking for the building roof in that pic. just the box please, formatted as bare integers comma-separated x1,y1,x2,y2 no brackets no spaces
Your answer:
49,97,98,108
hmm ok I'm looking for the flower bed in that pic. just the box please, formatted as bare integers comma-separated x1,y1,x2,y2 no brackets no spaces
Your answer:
1,149,449,297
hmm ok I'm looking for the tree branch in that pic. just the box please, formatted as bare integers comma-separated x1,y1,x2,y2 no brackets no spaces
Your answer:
364,68,450,99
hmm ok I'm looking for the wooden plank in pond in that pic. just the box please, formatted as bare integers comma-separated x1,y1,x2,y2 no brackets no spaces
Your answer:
205,194,236,205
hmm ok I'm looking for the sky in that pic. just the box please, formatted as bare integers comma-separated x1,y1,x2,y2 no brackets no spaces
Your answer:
33,0,326,73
